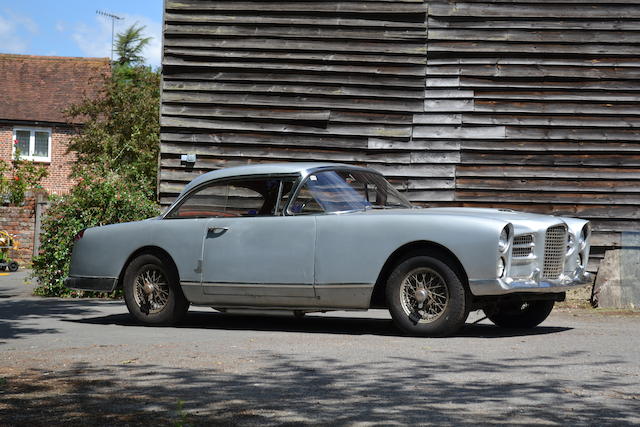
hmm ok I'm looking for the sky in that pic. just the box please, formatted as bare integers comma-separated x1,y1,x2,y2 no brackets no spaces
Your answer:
0,0,163,67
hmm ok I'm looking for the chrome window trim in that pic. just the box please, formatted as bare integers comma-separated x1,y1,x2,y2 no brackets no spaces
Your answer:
274,180,285,215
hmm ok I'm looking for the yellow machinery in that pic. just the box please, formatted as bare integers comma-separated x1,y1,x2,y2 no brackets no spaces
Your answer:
0,230,19,272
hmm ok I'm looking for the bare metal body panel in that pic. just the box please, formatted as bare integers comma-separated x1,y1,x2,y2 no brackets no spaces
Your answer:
66,163,592,310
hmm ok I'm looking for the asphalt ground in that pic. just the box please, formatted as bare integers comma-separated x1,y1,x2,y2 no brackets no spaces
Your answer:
1,271,639,425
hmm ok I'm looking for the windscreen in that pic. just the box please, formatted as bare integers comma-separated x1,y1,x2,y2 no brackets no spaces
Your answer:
292,170,412,213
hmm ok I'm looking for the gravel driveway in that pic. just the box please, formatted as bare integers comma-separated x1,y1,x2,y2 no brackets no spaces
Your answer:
1,271,639,425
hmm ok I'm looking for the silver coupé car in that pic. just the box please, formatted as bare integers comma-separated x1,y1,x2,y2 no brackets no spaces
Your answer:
65,163,592,336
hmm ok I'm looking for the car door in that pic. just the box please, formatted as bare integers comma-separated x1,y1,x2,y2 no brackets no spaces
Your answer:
199,176,317,304
287,170,382,309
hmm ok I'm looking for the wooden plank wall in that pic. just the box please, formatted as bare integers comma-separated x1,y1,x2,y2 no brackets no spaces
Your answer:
424,1,640,269
160,0,439,205
160,0,640,270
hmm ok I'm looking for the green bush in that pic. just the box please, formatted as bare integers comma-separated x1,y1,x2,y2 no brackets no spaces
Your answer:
0,151,48,205
32,172,160,297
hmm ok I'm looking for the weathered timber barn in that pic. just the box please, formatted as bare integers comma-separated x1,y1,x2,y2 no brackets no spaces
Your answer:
160,0,640,271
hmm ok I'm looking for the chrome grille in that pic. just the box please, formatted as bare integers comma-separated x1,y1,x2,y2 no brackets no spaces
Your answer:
514,235,533,245
512,246,533,258
512,234,534,258
543,225,567,279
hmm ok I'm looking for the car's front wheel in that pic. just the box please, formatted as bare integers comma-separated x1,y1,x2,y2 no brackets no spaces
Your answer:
386,255,468,337
483,300,555,329
123,254,189,325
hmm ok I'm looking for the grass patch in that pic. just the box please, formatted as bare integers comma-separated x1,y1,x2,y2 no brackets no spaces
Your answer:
174,399,190,427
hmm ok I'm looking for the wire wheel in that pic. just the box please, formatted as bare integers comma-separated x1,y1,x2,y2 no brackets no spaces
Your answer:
133,267,170,314
399,267,449,323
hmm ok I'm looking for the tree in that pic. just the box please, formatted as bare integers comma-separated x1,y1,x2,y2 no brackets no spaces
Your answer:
32,24,161,297
65,65,161,198
114,23,152,67
33,61,162,296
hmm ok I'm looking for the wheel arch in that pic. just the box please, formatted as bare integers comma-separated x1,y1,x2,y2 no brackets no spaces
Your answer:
369,241,470,309
116,246,180,290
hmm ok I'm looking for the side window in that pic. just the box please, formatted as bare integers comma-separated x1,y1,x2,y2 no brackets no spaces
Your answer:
166,177,296,219
224,184,266,216
289,176,326,215
168,183,263,218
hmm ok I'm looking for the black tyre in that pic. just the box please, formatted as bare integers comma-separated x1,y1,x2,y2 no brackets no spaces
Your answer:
386,255,468,337
123,254,189,325
8,261,18,272
484,300,555,329
0,265,6,271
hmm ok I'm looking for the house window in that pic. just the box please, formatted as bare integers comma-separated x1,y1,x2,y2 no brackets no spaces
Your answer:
13,128,52,162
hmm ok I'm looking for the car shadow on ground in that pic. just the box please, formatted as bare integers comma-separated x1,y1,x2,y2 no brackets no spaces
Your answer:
0,351,636,425
68,310,572,339
0,298,109,342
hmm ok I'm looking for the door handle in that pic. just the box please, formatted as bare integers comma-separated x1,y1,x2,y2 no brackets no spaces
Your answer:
208,226,229,234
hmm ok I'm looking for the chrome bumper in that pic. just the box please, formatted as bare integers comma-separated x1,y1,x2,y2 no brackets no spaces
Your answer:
469,267,593,297
64,276,118,292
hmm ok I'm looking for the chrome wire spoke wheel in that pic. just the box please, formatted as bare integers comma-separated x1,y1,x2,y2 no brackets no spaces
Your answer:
133,267,170,314
123,254,189,325
399,267,449,323
387,255,467,336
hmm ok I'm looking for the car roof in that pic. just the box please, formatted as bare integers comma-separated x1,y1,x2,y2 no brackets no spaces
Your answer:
180,162,377,195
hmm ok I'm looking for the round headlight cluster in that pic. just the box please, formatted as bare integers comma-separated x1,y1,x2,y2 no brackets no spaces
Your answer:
578,253,585,269
566,233,575,255
498,226,510,253
497,257,506,278
579,223,591,249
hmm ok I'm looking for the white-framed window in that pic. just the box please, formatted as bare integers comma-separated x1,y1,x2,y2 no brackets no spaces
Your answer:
12,127,52,163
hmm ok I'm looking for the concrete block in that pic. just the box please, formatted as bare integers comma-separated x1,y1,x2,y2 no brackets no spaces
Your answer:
594,233,640,309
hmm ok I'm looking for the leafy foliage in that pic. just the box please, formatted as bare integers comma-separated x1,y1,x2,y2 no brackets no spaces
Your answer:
32,24,161,297
32,171,160,297
0,150,48,205
114,23,152,67
65,65,161,197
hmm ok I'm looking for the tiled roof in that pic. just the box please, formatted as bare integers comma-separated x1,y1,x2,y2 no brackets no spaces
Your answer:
0,54,110,124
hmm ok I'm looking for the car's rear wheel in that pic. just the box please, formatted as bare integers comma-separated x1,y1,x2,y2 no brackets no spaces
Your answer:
386,255,468,337
123,254,189,325
484,300,555,329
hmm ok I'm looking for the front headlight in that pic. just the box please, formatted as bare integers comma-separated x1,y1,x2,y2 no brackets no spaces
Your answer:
579,223,591,249
497,257,506,278
578,253,585,269
566,233,575,255
498,226,510,253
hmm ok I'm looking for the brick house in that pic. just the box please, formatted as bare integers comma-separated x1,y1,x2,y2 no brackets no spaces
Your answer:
0,54,110,195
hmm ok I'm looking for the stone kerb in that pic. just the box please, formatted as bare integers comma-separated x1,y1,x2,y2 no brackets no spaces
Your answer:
593,232,640,309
